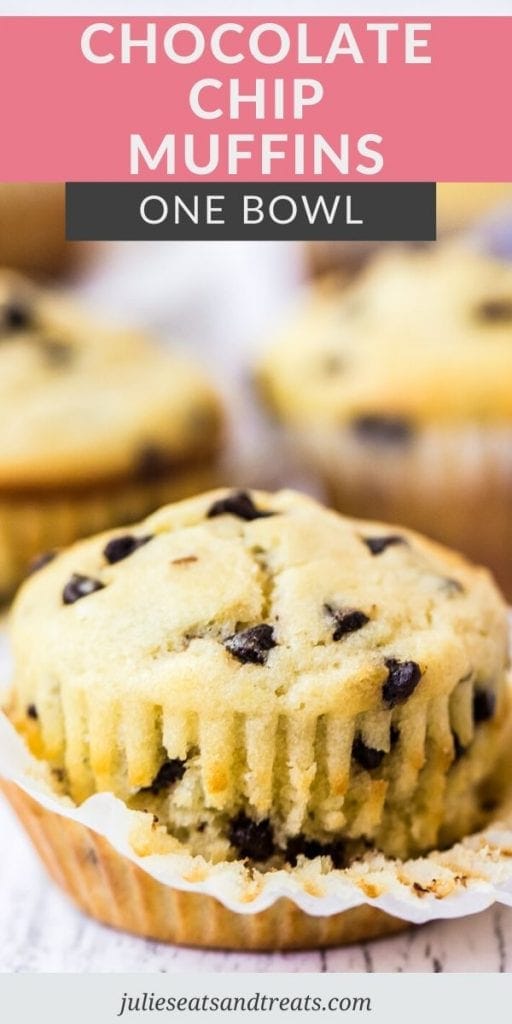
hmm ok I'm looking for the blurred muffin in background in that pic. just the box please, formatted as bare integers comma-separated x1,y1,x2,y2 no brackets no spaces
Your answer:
437,183,512,235
306,183,512,279
0,270,223,600
256,243,512,597
0,184,78,278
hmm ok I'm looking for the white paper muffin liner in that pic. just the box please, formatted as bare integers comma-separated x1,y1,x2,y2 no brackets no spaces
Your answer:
2,686,512,927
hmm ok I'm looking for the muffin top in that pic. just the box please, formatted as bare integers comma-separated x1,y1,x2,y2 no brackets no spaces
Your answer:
0,271,221,489
11,488,508,722
258,245,512,425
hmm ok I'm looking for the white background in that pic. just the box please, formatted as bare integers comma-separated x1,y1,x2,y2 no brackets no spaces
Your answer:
2,3,512,14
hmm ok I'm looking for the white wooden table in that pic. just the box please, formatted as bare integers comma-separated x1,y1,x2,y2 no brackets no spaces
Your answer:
0,795,510,973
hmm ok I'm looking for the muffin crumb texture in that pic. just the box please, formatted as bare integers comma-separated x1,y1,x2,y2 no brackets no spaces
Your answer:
9,488,510,868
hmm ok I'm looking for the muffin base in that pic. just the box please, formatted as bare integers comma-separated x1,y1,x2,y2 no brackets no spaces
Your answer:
0,461,220,602
1,780,407,950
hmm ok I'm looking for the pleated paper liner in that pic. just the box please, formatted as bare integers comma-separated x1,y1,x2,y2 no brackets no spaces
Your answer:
1,780,407,950
2,705,512,950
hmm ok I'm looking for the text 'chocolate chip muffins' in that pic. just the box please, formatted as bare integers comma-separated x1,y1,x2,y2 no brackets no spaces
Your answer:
0,270,223,599
257,244,512,596
8,488,510,871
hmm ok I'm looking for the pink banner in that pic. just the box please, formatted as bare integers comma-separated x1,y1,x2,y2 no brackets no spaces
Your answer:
0,16,510,182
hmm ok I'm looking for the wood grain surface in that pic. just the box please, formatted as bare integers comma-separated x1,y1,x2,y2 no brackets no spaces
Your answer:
1,797,510,973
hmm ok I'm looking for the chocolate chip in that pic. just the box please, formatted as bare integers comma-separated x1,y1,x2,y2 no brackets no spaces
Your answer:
39,338,74,367
413,881,430,895
0,299,34,333
135,445,172,480
452,733,466,762
285,834,323,865
352,735,385,770
142,758,186,795
224,624,277,665
27,550,57,575
325,603,369,641
442,577,465,596
207,490,275,522
351,415,414,445
383,658,422,708
390,724,400,747
62,573,105,605
228,812,275,862
363,535,406,556
285,834,345,869
476,298,512,322
26,704,38,720
473,687,496,723
103,534,152,565
481,797,499,814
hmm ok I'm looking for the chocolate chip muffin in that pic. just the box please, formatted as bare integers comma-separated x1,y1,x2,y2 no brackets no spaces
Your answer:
7,488,509,890
257,244,512,596
306,183,512,278
436,183,512,234
0,270,223,599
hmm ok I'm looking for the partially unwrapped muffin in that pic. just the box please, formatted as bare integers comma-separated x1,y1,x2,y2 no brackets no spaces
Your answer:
0,271,223,598
9,488,510,869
